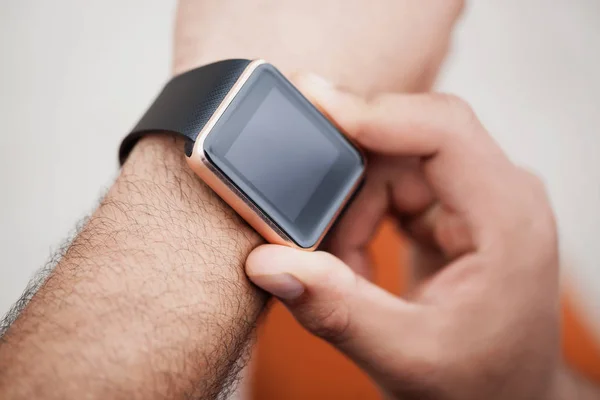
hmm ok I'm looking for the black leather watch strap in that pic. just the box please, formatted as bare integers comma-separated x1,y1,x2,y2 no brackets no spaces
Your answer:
119,59,251,164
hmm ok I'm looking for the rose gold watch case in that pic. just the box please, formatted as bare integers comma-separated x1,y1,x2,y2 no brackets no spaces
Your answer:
186,59,365,250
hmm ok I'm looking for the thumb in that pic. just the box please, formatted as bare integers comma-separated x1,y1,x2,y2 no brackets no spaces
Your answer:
246,244,420,368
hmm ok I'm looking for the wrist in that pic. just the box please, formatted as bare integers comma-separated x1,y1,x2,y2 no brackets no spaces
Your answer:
115,134,262,268
0,134,267,398
106,133,267,311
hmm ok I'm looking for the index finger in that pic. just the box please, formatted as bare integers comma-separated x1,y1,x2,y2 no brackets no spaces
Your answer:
296,74,519,232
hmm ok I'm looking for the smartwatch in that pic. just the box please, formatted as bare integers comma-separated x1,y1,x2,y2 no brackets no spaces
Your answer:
119,59,365,250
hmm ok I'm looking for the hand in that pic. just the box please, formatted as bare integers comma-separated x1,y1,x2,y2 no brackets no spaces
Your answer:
0,2,467,398
245,75,561,399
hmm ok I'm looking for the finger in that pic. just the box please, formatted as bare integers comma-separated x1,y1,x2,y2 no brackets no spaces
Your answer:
399,202,475,291
246,245,422,371
325,156,435,277
296,74,517,233
405,203,474,259
323,156,393,277
323,170,387,278
296,73,436,217
388,157,436,215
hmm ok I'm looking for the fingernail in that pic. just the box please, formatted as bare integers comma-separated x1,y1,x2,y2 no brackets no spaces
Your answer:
250,273,305,300
303,73,334,90
300,74,337,100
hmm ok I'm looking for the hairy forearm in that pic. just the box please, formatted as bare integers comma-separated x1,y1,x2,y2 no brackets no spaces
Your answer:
0,1,464,398
0,136,265,399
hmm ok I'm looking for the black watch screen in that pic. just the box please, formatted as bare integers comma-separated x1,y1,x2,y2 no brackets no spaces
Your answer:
204,64,364,248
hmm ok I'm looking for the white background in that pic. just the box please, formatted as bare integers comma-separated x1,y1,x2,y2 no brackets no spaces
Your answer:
1,1,599,338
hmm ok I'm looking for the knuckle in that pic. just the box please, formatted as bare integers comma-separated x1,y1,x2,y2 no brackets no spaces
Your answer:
520,168,545,189
523,171,553,211
301,252,355,344
304,302,351,345
368,91,398,105
518,168,553,212
434,93,480,135
436,93,474,117
363,93,393,119
514,168,559,247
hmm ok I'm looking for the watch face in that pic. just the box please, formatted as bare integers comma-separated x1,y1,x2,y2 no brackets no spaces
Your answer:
204,63,364,248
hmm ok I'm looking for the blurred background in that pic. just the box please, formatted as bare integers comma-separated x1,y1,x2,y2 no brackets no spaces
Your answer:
1,1,599,398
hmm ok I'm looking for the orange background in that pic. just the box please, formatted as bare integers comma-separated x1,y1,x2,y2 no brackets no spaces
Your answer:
251,220,600,399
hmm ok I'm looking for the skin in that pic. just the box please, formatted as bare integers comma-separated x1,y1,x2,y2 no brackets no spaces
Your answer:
1,0,596,398
245,76,600,400
0,0,465,399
